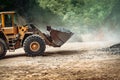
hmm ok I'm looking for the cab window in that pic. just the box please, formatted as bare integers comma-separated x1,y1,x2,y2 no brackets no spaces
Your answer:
5,14,12,27
0,16,1,27
14,14,18,25
0,15,1,23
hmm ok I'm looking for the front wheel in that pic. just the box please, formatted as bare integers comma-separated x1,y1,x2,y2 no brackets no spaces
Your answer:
23,35,46,56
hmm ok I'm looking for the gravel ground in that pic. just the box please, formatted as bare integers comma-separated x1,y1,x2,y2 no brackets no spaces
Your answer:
0,42,120,80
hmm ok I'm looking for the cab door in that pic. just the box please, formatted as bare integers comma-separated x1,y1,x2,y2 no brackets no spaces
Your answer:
2,13,18,35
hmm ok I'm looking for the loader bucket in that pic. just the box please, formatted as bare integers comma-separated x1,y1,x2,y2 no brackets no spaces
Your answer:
48,27,73,47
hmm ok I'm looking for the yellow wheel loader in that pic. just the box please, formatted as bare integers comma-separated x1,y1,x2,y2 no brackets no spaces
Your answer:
0,11,73,59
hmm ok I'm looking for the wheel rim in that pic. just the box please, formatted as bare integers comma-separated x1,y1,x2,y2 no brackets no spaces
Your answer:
30,41,40,52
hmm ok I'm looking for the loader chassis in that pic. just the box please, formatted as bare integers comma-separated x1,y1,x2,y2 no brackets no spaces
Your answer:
0,11,73,59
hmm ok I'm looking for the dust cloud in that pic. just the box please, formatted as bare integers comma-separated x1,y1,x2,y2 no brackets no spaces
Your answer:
68,25,120,44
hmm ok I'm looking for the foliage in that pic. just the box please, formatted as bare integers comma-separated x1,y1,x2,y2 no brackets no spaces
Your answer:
0,0,118,28
38,0,116,27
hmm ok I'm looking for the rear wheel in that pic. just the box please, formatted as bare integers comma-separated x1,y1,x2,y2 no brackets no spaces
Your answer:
0,39,7,59
23,35,46,56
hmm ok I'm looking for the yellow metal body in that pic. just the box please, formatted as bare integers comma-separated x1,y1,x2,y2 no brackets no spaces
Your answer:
0,11,29,49
18,26,28,39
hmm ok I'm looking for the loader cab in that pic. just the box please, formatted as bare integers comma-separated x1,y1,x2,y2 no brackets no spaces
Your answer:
0,11,18,35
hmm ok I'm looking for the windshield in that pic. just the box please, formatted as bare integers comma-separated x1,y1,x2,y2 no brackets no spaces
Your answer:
14,14,17,24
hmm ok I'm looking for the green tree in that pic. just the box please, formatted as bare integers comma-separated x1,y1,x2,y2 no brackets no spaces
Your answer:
0,0,117,28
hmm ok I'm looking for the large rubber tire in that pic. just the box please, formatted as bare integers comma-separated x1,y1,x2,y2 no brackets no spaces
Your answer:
23,35,46,56
0,39,7,59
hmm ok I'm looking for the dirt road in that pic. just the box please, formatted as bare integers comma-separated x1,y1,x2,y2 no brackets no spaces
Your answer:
0,42,120,80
